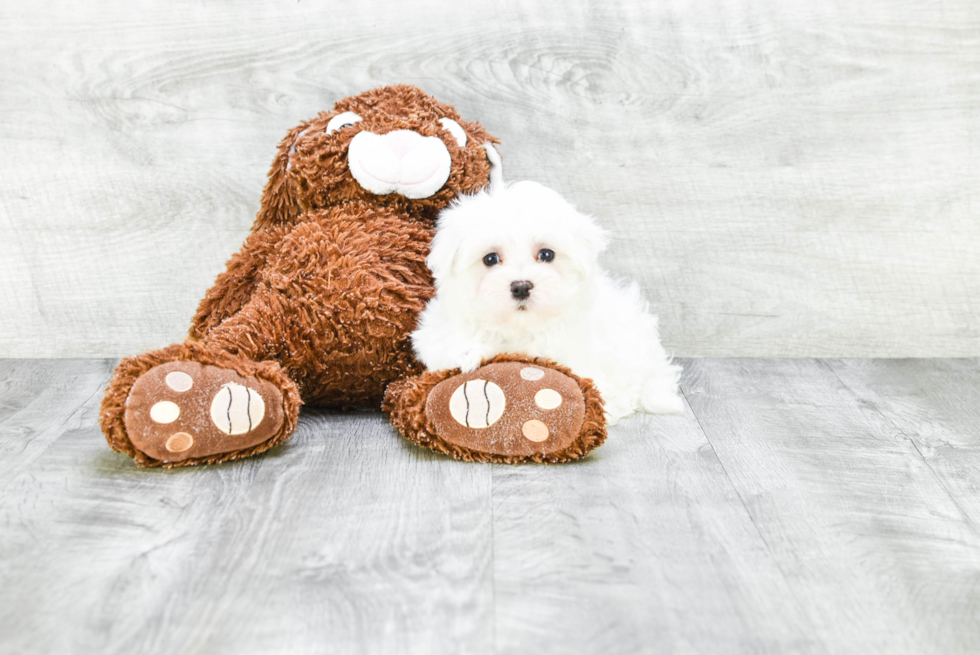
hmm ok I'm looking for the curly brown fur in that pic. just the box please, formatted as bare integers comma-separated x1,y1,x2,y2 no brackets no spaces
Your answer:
383,354,607,464
255,84,497,230
102,85,500,466
197,201,436,406
189,224,293,341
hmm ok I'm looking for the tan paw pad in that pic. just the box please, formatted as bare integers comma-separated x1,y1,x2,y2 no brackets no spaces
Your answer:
150,401,180,424
522,419,550,442
165,432,194,453
210,383,266,435
165,371,194,392
448,379,506,428
534,388,562,410
520,367,545,381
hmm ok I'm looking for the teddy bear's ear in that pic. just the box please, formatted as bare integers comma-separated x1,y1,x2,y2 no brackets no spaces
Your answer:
253,121,311,231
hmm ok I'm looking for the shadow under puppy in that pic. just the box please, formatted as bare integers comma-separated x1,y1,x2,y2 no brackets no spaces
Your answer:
411,181,683,424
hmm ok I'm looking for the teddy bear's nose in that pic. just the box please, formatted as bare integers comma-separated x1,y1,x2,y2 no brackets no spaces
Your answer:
348,127,453,199
383,130,424,159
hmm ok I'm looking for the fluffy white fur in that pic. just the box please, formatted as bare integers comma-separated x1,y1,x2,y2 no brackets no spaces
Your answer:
411,181,683,423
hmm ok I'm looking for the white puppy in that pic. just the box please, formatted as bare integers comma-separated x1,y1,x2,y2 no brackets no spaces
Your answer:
411,181,683,423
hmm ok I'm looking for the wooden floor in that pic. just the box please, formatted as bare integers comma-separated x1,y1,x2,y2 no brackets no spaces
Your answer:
1,358,978,654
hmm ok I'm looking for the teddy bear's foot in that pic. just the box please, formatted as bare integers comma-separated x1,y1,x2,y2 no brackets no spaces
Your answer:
384,355,606,463
101,342,301,467
123,361,287,463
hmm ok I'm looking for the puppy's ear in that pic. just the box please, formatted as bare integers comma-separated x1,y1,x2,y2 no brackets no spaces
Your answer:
564,210,610,276
570,202,609,249
580,216,610,256
253,120,312,231
426,212,462,282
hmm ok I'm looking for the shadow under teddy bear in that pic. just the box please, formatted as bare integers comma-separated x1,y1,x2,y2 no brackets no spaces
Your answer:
100,85,606,467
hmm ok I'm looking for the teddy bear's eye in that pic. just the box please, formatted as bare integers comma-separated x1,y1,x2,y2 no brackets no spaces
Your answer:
483,253,500,267
326,111,363,135
438,118,468,148
537,248,555,263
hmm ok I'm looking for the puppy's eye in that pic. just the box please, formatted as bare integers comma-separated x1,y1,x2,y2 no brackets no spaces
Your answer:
326,111,363,135
537,248,555,263
483,253,500,267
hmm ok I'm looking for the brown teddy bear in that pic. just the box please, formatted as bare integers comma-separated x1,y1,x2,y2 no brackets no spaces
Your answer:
100,85,606,467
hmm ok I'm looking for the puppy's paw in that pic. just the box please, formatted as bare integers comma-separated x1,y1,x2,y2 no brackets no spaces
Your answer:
459,349,485,373
603,401,635,424
641,390,685,415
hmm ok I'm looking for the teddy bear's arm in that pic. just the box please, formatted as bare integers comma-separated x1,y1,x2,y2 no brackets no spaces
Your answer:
188,224,291,340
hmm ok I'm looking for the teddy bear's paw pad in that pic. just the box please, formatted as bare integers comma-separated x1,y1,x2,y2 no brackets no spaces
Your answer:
124,361,285,463
425,362,586,457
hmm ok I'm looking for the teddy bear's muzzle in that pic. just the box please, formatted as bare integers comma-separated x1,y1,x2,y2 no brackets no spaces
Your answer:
347,129,453,200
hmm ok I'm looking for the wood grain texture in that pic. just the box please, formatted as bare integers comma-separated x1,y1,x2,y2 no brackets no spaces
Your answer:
826,358,980,529
490,405,816,654
683,358,980,655
0,360,494,655
0,358,115,490
3,358,980,653
1,0,978,358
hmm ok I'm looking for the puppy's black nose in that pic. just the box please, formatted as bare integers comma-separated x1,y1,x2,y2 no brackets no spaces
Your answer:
510,280,534,300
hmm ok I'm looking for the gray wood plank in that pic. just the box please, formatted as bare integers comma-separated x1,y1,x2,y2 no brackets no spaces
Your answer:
683,358,980,655
2,0,979,358
0,361,494,655
826,358,980,530
490,379,819,655
0,358,115,489
3,358,980,653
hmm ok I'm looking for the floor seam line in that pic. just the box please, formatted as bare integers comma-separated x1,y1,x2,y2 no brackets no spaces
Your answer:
489,463,497,655
679,374,817,633
820,359,980,538
0,366,112,498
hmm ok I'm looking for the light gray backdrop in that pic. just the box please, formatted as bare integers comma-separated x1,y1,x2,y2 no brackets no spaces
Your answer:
1,0,977,358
